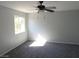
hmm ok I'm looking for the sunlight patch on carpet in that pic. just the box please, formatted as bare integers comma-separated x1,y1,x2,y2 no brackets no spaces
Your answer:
29,34,47,47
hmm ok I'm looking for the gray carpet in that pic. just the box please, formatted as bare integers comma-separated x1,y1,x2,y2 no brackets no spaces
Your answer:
3,41,79,58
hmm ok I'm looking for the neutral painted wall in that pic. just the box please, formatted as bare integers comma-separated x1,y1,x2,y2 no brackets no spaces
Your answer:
0,5,28,56
29,10,79,45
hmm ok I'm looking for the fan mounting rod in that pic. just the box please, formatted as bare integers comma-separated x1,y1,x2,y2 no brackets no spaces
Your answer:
39,1,43,5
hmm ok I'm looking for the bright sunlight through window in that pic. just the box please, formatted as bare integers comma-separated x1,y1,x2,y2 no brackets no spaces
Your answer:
29,34,47,47
14,15,25,34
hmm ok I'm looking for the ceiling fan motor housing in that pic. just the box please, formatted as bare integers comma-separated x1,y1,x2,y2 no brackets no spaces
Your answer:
37,5,45,10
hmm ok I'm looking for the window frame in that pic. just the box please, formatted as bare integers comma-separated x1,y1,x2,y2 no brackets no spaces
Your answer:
14,15,26,34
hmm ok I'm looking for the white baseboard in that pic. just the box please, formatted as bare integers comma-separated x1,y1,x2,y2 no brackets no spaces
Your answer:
29,37,79,45
47,40,79,45
0,39,27,57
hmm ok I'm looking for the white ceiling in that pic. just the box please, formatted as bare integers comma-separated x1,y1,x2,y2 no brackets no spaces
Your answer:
0,1,79,13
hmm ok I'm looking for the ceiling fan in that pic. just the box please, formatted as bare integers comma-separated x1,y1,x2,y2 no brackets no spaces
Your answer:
35,1,56,13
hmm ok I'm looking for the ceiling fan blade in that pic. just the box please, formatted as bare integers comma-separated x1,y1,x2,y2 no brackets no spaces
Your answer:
38,9,40,13
44,8,54,12
46,6,56,9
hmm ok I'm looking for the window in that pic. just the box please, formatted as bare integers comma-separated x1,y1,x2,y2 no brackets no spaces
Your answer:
14,15,25,34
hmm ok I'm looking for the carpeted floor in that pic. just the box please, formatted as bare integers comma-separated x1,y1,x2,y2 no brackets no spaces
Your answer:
2,41,79,58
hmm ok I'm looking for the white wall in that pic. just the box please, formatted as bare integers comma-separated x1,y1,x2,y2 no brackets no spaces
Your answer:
29,10,79,45
0,5,28,56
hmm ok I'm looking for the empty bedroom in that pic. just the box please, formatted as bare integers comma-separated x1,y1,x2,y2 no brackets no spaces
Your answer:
0,0,79,58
